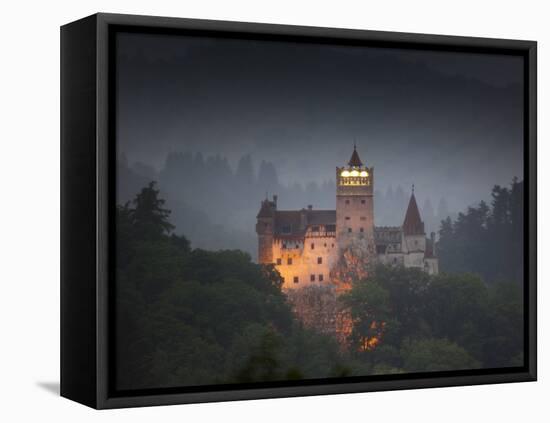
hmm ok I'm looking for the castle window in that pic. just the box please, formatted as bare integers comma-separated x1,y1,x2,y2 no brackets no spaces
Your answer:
360,227,364,233
318,274,324,282
345,216,350,220
310,274,315,282
276,258,282,265
360,216,367,221
311,243,314,250
345,199,350,205
348,228,352,233
361,200,366,204
317,257,322,264
293,276,299,284
324,243,327,247
287,258,293,265
331,243,334,248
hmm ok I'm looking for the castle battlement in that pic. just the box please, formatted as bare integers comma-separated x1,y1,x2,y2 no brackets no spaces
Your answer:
256,147,438,289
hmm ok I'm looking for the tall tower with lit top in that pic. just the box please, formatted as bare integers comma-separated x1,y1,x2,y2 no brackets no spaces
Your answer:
335,146,375,255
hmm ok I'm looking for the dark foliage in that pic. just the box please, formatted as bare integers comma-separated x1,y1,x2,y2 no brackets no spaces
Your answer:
115,182,359,390
116,181,524,390
342,265,523,372
437,178,524,284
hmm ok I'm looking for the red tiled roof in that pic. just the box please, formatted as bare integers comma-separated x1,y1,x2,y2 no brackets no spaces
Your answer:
273,209,336,236
403,192,425,236
305,210,336,225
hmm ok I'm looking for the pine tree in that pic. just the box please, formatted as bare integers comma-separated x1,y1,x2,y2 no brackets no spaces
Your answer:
131,181,175,239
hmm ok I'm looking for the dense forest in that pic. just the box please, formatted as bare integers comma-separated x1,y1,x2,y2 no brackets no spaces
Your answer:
115,180,523,390
438,178,524,284
116,182,362,389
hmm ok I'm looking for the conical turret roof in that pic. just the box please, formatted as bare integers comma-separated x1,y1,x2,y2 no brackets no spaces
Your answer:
348,145,363,167
403,188,425,236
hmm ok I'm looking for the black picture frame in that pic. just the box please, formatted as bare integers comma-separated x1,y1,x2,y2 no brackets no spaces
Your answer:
60,12,537,409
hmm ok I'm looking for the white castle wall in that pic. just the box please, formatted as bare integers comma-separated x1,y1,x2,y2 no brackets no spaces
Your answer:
272,230,338,290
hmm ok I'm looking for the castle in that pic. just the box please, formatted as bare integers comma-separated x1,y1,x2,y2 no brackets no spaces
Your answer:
256,147,438,290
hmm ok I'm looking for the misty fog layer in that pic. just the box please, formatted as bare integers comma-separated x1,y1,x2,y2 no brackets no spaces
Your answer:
115,31,524,259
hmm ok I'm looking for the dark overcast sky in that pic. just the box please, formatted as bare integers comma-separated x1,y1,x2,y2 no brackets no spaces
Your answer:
116,31,524,210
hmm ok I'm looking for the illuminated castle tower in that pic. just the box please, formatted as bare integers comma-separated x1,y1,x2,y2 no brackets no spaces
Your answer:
255,145,438,290
335,146,375,257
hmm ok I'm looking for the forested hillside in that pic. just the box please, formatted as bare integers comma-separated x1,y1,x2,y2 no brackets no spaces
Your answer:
115,181,524,390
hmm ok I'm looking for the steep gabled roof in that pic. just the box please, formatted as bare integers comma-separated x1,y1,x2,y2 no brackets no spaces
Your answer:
305,210,336,225
274,211,302,235
403,191,425,236
348,146,363,167
273,209,336,237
